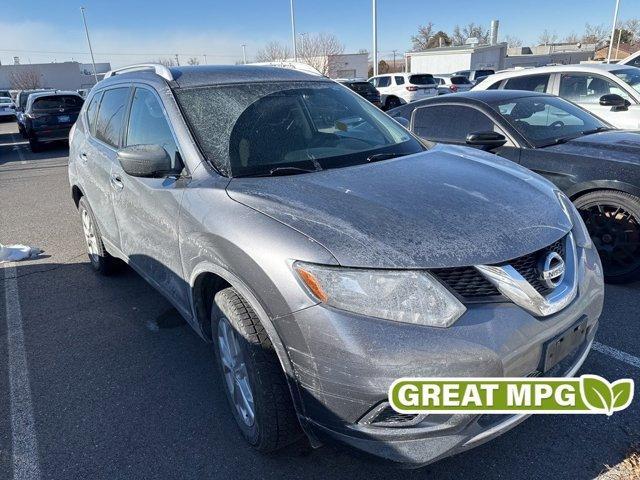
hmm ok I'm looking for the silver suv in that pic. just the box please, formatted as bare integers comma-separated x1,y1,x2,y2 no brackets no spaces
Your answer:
68,64,604,467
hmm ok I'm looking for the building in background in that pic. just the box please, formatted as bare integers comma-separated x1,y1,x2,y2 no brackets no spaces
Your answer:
328,53,369,79
407,43,507,74
594,42,639,61
505,43,596,68
0,61,111,90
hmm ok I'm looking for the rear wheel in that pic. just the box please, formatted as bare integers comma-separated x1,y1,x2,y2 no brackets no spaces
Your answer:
211,287,301,452
385,96,401,110
77,197,117,275
574,190,640,283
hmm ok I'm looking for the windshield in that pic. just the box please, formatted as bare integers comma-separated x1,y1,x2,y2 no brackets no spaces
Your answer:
32,95,83,112
490,95,608,147
175,81,423,177
409,75,436,85
345,82,378,94
612,68,640,94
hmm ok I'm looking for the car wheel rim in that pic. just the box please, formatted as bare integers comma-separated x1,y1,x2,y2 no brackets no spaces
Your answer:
81,209,99,263
580,202,640,277
217,317,255,427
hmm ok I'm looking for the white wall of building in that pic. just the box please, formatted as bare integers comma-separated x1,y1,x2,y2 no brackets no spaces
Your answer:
328,53,368,79
409,44,506,74
0,61,110,90
410,52,472,74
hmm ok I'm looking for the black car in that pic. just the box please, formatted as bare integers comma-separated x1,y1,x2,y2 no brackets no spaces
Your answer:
24,91,83,151
337,79,381,107
389,90,640,283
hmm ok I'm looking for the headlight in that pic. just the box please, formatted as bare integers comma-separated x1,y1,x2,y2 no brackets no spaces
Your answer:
557,191,593,248
294,262,466,328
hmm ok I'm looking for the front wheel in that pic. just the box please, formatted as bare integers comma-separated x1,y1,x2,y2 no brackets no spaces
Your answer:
211,287,302,452
574,190,640,283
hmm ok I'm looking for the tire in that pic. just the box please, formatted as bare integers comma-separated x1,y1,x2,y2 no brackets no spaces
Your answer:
573,190,640,284
385,97,401,111
211,287,302,452
28,138,42,152
77,196,117,275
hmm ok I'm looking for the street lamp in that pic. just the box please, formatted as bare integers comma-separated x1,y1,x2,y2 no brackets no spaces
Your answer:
80,7,98,84
242,44,247,64
372,0,378,76
290,0,298,61
607,0,621,63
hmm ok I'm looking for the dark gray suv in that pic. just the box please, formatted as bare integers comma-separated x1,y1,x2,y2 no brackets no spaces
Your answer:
68,64,604,467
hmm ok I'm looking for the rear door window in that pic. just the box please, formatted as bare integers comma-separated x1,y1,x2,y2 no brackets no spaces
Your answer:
411,104,495,143
503,74,551,93
85,92,102,135
125,88,179,168
94,87,130,148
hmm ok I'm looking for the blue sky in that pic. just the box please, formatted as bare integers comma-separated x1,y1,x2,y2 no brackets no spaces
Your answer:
2,0,636,67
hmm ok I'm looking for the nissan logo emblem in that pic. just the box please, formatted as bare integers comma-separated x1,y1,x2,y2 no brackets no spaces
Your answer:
539,252,565,289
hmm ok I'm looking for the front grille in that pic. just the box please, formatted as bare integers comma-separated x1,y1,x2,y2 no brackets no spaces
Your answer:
359,403,423,427
432,267,501,300
433,236,567,302
504,237,565,297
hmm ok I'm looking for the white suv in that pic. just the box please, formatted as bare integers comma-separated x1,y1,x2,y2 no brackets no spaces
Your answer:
368,73,437,110
473,63,640,129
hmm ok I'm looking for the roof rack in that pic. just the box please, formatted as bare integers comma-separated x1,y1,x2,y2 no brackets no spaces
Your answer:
249,61,323,77
104,63,174,81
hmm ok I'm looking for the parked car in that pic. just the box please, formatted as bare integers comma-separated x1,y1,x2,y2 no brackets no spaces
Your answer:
619,50,640,68
473,64,640,129
368,73,437,110
388,89,640,282
15,89,54,137
453,69,495,83
0,96,16,120
335,78,381,107
434,74,473,95
24,90,83,151
69,64,603,468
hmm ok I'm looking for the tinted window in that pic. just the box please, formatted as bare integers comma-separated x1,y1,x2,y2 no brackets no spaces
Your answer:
611,68,640,95
411,105,495,143
395,76,405,85
475,70,495,78
455,71,470,77
629,56,640,68
126,88,179,168
32,95,83,111
346,82,377,95
486,80,502,90
409,75,435,85
85,92,102,134
451,76,471,85
377,76,391,87
559,73,631,104
95,87,129,147
503,74,550,93
492,96,606,147
175,82,422,177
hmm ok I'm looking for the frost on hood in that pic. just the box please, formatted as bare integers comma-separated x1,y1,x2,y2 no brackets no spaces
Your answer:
174,81,329,177
0,244,43,263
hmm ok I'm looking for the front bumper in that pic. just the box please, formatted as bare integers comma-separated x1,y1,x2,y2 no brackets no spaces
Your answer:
274,245,604,466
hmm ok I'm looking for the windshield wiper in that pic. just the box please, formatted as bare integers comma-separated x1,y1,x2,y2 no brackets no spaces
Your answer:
580,126,613,136
366,152,407,162
267,166,320,176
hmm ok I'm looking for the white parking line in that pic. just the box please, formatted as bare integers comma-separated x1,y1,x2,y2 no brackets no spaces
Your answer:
592,341,640,370
9,132,27,164
3,264,42,480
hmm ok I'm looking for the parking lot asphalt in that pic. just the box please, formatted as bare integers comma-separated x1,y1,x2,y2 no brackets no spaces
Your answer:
0,119,638,480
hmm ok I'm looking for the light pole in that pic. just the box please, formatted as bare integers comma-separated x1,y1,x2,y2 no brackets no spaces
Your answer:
372,0,378,76
607,0,621,63
290,0,298,61
203,54,207,64
242,44,247,64
392,49,397,70
80,7,98,84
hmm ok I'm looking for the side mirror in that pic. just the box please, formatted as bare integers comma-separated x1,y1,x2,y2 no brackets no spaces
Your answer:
394,116,410,128
599,94,629,111
116,144,172,178
465,131,507,150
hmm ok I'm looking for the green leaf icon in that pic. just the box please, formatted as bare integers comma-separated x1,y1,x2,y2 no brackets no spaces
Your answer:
611,379,634,410
581,375,614,415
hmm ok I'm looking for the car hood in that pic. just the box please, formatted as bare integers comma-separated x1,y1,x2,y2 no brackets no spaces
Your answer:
543,131,640,163
226,145,572,269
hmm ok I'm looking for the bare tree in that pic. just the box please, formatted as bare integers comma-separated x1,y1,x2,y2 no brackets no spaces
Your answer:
538,29,558,45
624,18,640,43
582,23,609,47
154,57,177,67
564,32,580,44
410,22,435,51
451,23,490,46
187,57,200,66
9,69,41,89
504,35,523,48
297,32,345,76
254,41,292,62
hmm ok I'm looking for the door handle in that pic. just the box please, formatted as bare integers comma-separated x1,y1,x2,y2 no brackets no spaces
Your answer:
110,173,124,191
80,152,88,163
